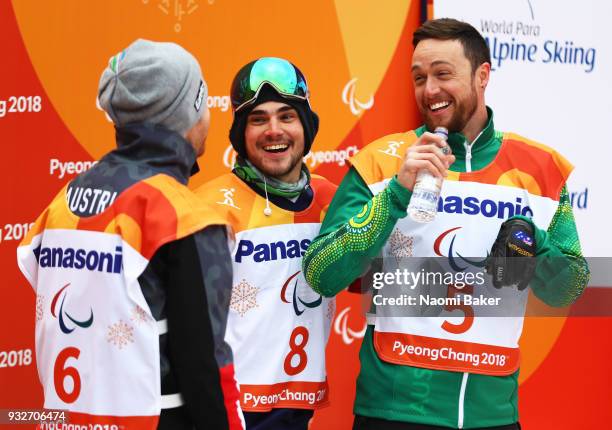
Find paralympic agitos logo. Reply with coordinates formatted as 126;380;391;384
280;271;322;316
434;227;488;272
50;283;94;334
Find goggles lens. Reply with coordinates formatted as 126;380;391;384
230;57;309;112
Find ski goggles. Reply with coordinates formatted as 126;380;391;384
230;57;310;112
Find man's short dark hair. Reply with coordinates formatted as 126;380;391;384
412;18;491;73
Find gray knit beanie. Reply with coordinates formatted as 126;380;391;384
97;39;207;135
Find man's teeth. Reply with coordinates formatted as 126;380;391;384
263;144;289;152
430;101;450;111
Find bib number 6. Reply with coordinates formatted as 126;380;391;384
54;347;81;403
284;326;309;376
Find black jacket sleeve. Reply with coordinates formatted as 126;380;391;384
163;225;236;429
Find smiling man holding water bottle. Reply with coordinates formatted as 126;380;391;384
303;18;588;430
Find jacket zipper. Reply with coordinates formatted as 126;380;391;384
464;141;472;172
464;128;487;172
458;128;487;426
458;372;469;428
458;128;487;427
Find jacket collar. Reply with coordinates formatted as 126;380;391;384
106;122;198;185
417;106;496;159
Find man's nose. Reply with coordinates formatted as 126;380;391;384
424;78;441;98
264;118;283;138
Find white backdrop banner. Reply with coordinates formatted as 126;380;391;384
434;0;611;257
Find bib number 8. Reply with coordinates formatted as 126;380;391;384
284;326;309;376
54;347;81;403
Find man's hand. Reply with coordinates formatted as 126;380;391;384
486;218;537;290
397;132;455;191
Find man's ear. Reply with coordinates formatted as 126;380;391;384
476;62;491;89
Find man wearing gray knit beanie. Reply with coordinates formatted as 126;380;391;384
19;39;243;430
97;38;210;155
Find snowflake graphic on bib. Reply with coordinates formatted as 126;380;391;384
231;279;259;317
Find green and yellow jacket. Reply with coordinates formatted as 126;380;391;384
303;109;588;428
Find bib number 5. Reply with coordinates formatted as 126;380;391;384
284;326;309;376
441;284;474;334
54;347;81;403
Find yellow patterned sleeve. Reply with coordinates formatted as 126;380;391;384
530;185;589;306
303;171;411;297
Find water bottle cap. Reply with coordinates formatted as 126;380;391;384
434;126;449;155
434;126;449;137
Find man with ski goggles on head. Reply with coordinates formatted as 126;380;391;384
196;57;337;430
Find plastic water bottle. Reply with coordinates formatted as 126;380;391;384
407;127;449;223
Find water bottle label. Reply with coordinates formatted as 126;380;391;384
412;190;438;204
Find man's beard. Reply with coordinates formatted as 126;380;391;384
262;156;302;181
424;85;478;134
253;145;303;182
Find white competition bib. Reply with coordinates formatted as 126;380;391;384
227;223;333;411
18;229;160;425
371;180;558;375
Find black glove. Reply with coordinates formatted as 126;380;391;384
486;218;537;290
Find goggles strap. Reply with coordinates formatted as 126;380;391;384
235;81;308;113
